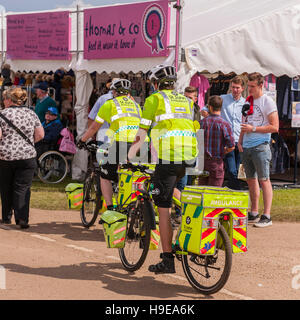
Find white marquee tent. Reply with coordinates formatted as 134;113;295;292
2;0;300;176
176;0;300;91
2;0;300;75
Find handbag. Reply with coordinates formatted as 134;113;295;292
0;111;35;148
59;128;77;154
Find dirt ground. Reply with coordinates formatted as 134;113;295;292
0;208;299;301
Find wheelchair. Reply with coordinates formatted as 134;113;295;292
36;139;72;184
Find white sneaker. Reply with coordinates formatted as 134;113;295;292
254;215;272;228
247;212;260;223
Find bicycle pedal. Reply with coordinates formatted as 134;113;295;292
175;250;187;255
172;243;183;254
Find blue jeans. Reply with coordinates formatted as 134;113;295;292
224;144;241;190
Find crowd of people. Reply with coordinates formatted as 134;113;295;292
0;62;278;267
77;65;279;274
0;64;75;127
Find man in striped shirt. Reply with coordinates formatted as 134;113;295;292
199;95;235;187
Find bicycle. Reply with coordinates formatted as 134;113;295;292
79;142;181;229
37;149;71;184
80;145;234;295
117;162;233;295
80;143;104;228
76;141;154;270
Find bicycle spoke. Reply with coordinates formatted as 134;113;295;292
118;202;151;271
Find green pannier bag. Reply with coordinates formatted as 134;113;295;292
149;215;160;250
141;215;160;250
100;210;127;248
65;183;84;209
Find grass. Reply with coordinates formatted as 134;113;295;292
30;177;81;211
2;178;300;221
264;189;300;222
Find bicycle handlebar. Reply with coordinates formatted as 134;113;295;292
120;162;154;175
84;142;109;156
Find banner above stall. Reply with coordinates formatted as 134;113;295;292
83;0;170;60
6;11;70;60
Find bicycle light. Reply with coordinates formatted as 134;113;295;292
233;217;247;227
132;181;144;192
202;218;218;229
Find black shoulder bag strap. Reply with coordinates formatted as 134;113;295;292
0;112;35;148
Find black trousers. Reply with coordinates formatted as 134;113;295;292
0;158;36;223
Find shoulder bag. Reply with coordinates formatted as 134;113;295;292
0;111;35;148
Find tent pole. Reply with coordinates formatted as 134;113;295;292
72;4;80;135
174;0;182;72
76;5;79;62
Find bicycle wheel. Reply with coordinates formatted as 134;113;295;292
119;201;151;272
181;225;232;295
80;171;102;228
38;151;68;184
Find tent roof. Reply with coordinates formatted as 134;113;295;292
2;1;170;74
181;0;300;76
3;0;300;76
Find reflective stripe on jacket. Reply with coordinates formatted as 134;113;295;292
106;96;142;143
149;90;198;162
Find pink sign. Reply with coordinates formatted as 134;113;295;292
84;0;170;60
7;11;70;60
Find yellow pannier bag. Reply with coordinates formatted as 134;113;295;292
178;186;249;255
117;164;155;207
140;214;160;250
149;215;160;250
100;210;127;248
65;183;84;210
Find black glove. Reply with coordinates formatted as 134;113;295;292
86;140;97;146
76;139;87;150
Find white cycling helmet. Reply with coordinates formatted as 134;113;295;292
110;78;131;94
147;65;177;83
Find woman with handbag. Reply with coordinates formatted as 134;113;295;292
0;87;44;229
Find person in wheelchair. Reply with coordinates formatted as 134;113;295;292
36;106;64;158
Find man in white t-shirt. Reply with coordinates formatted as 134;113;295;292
238;72;279;228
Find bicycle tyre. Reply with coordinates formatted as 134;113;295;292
37;151;68;184
119;201;151;272
80;171;102;228
181;224;232;295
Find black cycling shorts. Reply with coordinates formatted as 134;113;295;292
99;141;150;182
99;142;131;182
152;163;186;208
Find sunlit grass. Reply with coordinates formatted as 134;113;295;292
2;179;300;221
264;189;300;222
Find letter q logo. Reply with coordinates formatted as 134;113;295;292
292;265;300;290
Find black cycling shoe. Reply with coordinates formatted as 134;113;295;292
148;253;175;274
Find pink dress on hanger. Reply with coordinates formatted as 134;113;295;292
189;73;210;108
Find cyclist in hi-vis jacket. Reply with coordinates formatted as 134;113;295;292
128;65;199;274
78;79;145;211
